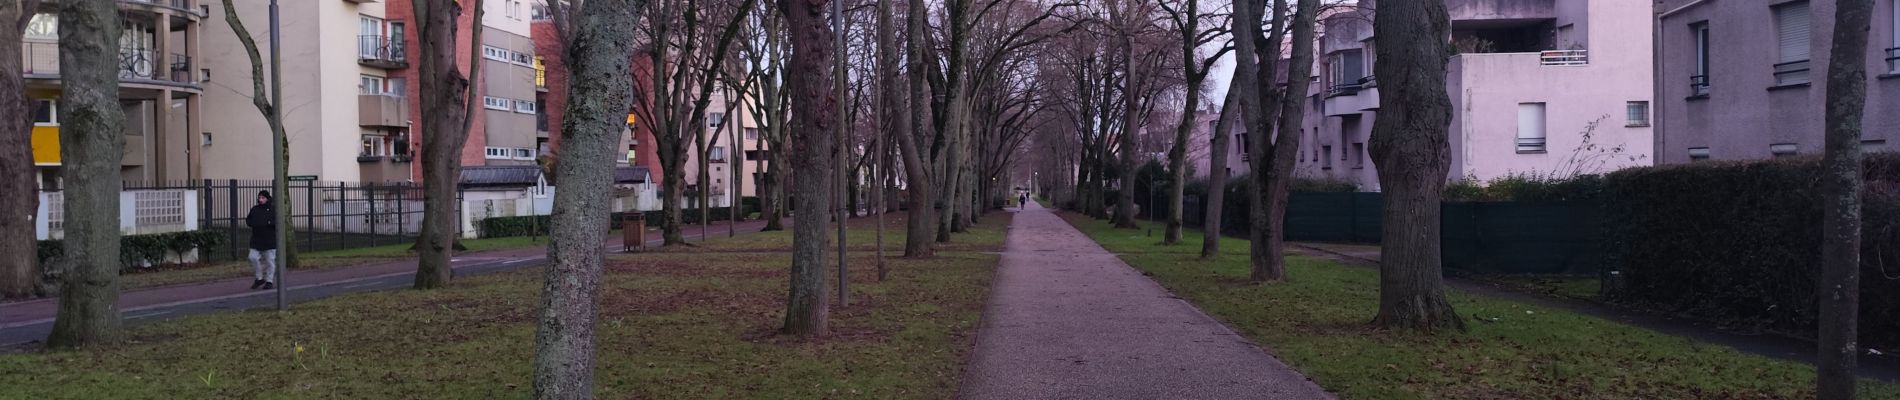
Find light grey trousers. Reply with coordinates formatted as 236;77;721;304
248;249;278;282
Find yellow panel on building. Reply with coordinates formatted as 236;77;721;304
31;126;59;166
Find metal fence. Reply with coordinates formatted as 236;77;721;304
96;180;457;263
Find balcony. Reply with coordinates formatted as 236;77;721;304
1323;75;1379;117
358;35;408;69
1538;49;1587;66
359;94;408;127
1446;0;1554;23
21;42;201;92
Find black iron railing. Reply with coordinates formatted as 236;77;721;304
1689;74;1710;96
1886;48;1899;74
358;35;408;67
1772;59;1811;86
1516;137;1547;153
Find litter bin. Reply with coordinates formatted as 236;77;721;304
622;213;646;253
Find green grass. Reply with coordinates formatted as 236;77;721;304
0;214;1006;399
1060;212;1900;400
114;234;573;291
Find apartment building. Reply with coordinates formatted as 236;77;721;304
1255;0;1656;190
197;0;410;183
1654;0;1899;163
683;89;769;208
530;11;656;182
24;0;206;185
386;0;542;180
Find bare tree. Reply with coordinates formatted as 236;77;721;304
1254;0;1318;282
46;0;126;348
632;0;754;245
0;0;42;299
1367;0;1463;333
1199;87;1237;259
413;0;487;289
532;0;646;396
1157;0;1229;243
1817;0;1873;397
778;0;839;337
875;0;900;273
895;0;937;256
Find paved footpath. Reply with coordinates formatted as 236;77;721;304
958;202;1333;399
0;219;780;348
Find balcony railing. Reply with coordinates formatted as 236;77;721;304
1327;80;1364;97
1516;137;1547;153
1538;49;1588;66
1358;74;1377;88
1887;48;1899;74
358;35;408;68
1773;60;1811;86
22;42;198;87
1689;74;1710;96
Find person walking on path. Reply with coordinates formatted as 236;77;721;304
958;201;1332;399
245;190;278;290
1019;193;1029;210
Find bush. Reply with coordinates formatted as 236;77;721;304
1600;153;1900;348
1445;173;1602;202
478;206;761;239
1288;177;1359;193
37;230;225;272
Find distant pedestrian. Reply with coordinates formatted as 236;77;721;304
245;190;278;290
1020;193;1030;210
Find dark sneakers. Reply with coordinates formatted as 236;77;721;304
251;279;265;289
261;282;274;290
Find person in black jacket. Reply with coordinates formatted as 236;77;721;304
245;190;278;290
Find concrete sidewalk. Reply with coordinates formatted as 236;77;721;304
957;202;1332;399
0;218;780;348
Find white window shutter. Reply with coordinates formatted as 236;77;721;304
1775;3;1810;63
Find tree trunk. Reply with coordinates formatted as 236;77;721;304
1258;0;1319;282
898;0;934;257
1817;0;1872;397
1199;88;1237;259
0;0;42;299
1367;0;1464;333
47;0;125;348
1111;36;1140;229
413;0;479;289
1236;0;1287;282
779;0;837;337
531;0;642;397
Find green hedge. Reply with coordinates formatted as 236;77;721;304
1601;153;1900;348
37;230;225;271
1445;173;1603;202
479;206;760;239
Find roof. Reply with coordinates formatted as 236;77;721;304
459;165;650;188
460;166;542;188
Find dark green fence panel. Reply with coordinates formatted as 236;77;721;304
1440;201;1601;275
1284;192;1382;243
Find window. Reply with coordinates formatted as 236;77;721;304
1626;101;1650;127
483;46;509;62
505;0;520;19
513;52;533;65
628;144;639;163
387;77;406;97
484;96;511;110
360;75;385;95
485;147;511;159
1517;103;1548;153
1890;0;1900;73
1237;133;1250;162
708;112;725;127
745;150;771;161
515;99;537;114
744;128;760;141
1863;139;1887;152
1688;147;1711;161
25;14;56;40
360;133;389;157
32;100;55;125
359;16;385;59
1321;145;1333;169
710;146;727;163
1773;2;1812;86
514;148;536;160
1691;22;1710;96
1771;143;1799;157
1352;143;1366;169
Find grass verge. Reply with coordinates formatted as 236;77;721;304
114;234;575;291
0;214;1004;399
1060;212;1898;400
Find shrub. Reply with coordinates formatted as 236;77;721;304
1600;153;1900;348
37;230;225;272
1445;173;1602;202
1288;177;1358;193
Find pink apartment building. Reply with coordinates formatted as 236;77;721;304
1199;0;1657;191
